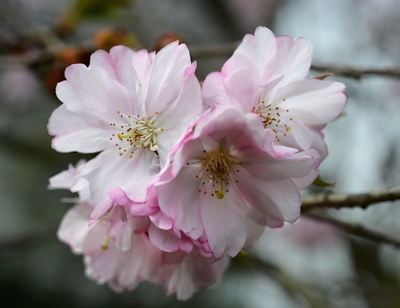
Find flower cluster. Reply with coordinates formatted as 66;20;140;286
48;27;346;300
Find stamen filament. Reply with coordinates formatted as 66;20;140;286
101;234;110;250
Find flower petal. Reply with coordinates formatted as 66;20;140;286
48;105;112;153
156;63;203;167
56;64;133;122
276;36;313;85
236;170;301;227
156;166;204;239
145;42;192;115
57;203;106;254
229;26;278;82
200;191;247;258
80;148;157;206
277;79;347;126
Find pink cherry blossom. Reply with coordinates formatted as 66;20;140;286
48;26;348;300
152;106;320;259
58;200;229;300
57;202;164;290
48;160;91;201
162;250;230;300
202;26;347;158
48;42;203;206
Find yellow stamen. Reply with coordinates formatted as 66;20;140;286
101;234;110;250
216;177;225;199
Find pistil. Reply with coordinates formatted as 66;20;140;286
109;111;163;157
194;148;241;199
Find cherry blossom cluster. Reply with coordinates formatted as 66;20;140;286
48;27;346;300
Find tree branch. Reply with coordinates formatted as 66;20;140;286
0;40;94;70
1;40;399;79
190;43;400;79
301;187;400;211
310;64;400;79
305;214;400;249
189;42;238;58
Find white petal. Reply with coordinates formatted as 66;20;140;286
145;42;192;116
200;192;247;258
80;148;157;205
277;79;347;126
276;36;313;85
56;64;133;123
48;104;113;153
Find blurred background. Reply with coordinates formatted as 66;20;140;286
0;0;399;307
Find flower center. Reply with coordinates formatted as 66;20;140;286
191;148;241;199
109;111;163;157
253;98;293;142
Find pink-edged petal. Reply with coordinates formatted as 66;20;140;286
157;138;205;185
271;145;298;158
48;160;85;189
49;169;73;189
108;46;141;114
109;211;150;251
166;262;196;300
156;166;204;239
89;49;116;75
89;199;113;224
56;64;133;123
256;73;285;107
80;147;157;205
107;188;133;206
165;253;230;300
276;36;313;85
194;107;265;150
150;210;174;230
236;170;301;227
131;49;155;111
281;119;314;150
57;203;106;254
129;203;159;216
200;191;247;258
292;167;319;191
155;64;203;167
145;42;192;115
202;71;230;107
224;67;255;112
309;127;329;159
237;147;319;181
149;223;189;253
277;79;347;126
85;233;163;289
48;104;113;153
229;26;278;82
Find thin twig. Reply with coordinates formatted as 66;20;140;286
189;42;400;79
0;40;94;69
1;40;400;79
311;64;400;79
301;187;400;211
189;42;238;58
305;214;400;249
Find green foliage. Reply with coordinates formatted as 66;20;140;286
59;0;133;33
312;175;335;187
69;0;132;19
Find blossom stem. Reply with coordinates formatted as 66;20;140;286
301;187;400;211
